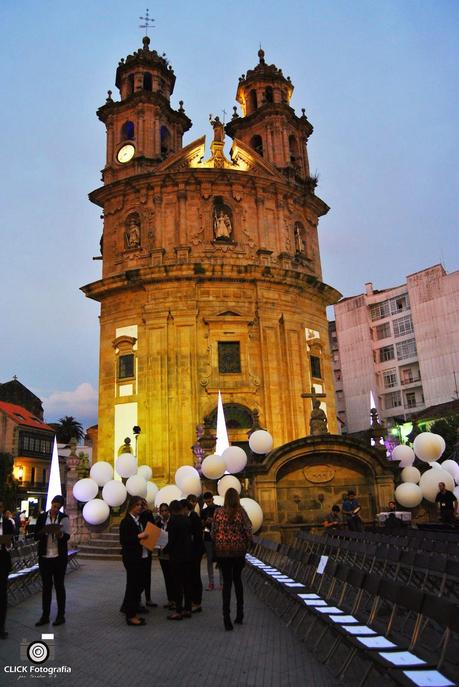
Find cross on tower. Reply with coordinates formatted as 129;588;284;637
139;9;154;35
301;386;326;404
222;108;227;124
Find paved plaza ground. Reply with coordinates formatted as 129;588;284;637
1;559;341;687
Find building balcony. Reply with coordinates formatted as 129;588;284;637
400;377;422;386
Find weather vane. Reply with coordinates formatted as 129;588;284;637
139;8;154;35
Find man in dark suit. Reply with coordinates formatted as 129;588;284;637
167;500;194;620
34;495;71;627
0;501;15;639
120;496;149;626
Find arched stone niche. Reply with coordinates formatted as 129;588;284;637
248;435;397;542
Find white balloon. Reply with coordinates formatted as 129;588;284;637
249;430;273;455
454;486;459;500
102;480;127;507
240;497;264;532
430;462;441;469
222;446;247;474
436;434;446;455
137;465;153;481
126;475;148;497
413;432;445;463
213;495;224;506
201;454;226;480
83;498;110;525
73;478;99;503
180;475;202;497
175;466;200;490
154;484;182;507
391;444;415;467
146;482;159;505
116;453;137;478
395;483;423;508
90;461;114;487
217;475;242;496
440;460;459;482
401;466;421;484
419;467;455;503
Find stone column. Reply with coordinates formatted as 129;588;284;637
65;439;82;544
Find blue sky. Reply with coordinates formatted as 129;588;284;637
0;0;458;428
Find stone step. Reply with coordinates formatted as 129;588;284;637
78;544;120;555
91;533;119;541
81;540;120;549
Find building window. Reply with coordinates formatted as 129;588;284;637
119;354;135;379
375;322;391;340
389;293;410;315
218;342;241;374
250;134;263;157
405;392;417;409
310;355;322;379
383;368;398;389
393;314;413;338
396;338;417;361
384;391;402;410
264;86;274;103
370;300;390;321
128;73;135;95
121;121;135;140
143;72;152;91
249;89;257;111
42;468;47;483
31;467;35;484
379;345;395;362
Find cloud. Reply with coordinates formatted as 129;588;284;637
43;383;98;427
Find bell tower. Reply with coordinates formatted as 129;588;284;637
225;48;313;181
97;36;192;186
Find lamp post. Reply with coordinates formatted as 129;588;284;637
133;426;141;458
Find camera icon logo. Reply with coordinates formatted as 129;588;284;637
20;634;55;663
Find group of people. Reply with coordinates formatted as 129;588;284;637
120;487;252;631
323;482;458;531
0;495;70;639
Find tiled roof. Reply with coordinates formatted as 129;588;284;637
0;402;54;432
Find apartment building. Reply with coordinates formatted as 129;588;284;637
333;264;459;433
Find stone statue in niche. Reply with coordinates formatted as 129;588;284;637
125;213;141;249
294;222;305;254
213;204;233;241
310;399;329;435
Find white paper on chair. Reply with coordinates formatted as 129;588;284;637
342;625;377;635
304;599;328;606
378;651;426;666
402;670;455;687
285;583;304;587
315;606;343;614
316;555;329;574
357;636;397;649
329;615;358;624
298;593;321;599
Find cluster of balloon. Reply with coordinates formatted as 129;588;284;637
73;454;159;526
393;432;459;508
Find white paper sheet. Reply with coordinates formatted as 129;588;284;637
358;636;397;649
342;626;377;635
402;671;455;687
378;652;426;666
316;555;329;574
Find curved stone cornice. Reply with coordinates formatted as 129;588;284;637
246;434;399;478
80;261;341;305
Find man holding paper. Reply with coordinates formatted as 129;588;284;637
34;495;71;627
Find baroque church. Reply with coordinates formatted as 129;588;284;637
82;37;395;534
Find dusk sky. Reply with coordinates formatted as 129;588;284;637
1;1;458;429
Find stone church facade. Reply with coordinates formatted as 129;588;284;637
82;37;343;483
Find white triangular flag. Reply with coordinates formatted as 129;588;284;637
216;390;230;456
45;437;63;511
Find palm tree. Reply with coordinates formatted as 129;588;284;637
55;416;85;444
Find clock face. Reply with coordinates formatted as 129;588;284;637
117;144;135;164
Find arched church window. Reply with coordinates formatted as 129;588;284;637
121;121;135;141
206;403;254;430
249;89;257;112
265;86;274;103
160;126;171;159
250;134;263;157
143;72;152;91
127;74;135;95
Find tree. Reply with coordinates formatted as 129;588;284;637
55;416;85;443
0;452;17;509
430;416;459;460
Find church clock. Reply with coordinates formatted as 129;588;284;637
117;143;135;164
